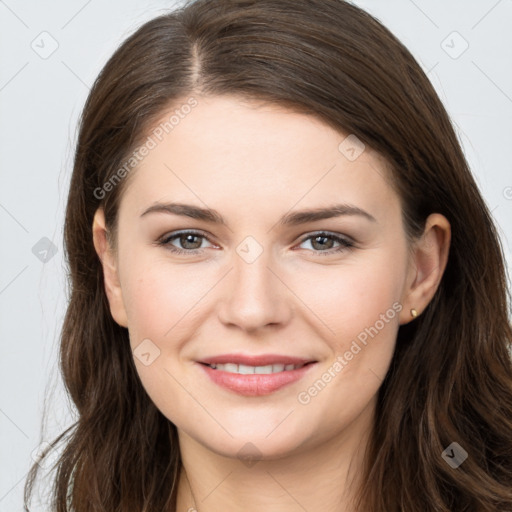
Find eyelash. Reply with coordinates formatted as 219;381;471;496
156;230;355;257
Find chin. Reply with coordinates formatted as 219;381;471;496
206;436;307;462
182;418;315;462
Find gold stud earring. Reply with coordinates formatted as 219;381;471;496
410;308;418;318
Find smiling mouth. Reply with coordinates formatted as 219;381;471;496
197;360;318;396
201;362;313;374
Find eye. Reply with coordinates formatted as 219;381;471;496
296;231;354;256
156;230;354;257
156;230;214;255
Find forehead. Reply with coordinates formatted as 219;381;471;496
118;94;399;222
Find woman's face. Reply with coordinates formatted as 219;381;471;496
98;94;418;459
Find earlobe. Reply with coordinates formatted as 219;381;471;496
92;208;129;328
399;213;451;325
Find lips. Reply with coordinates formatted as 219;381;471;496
196;353;318;396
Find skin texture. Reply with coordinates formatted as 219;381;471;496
92;94;451;511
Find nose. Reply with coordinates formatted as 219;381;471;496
217;244;292;333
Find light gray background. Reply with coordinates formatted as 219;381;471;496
1;0;511;509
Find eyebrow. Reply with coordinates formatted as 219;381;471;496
140;202;377;226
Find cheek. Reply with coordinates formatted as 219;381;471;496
293;260;404;434
119;255;208;427
121;251;212;344
291;247;407;347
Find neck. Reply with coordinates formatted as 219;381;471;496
175;398;375;512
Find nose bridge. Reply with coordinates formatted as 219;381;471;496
218;235;289;330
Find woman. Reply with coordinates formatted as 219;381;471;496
24;0;512;510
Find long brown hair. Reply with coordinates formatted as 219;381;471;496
24;0;512;510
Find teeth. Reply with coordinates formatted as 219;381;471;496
254;365;273;374
239;364;257;374
210;363;304;374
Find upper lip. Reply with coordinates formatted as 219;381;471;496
198;354;317;366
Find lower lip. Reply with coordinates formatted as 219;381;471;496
197;362;317;396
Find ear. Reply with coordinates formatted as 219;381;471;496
399;213;451;325
92;208;128;328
